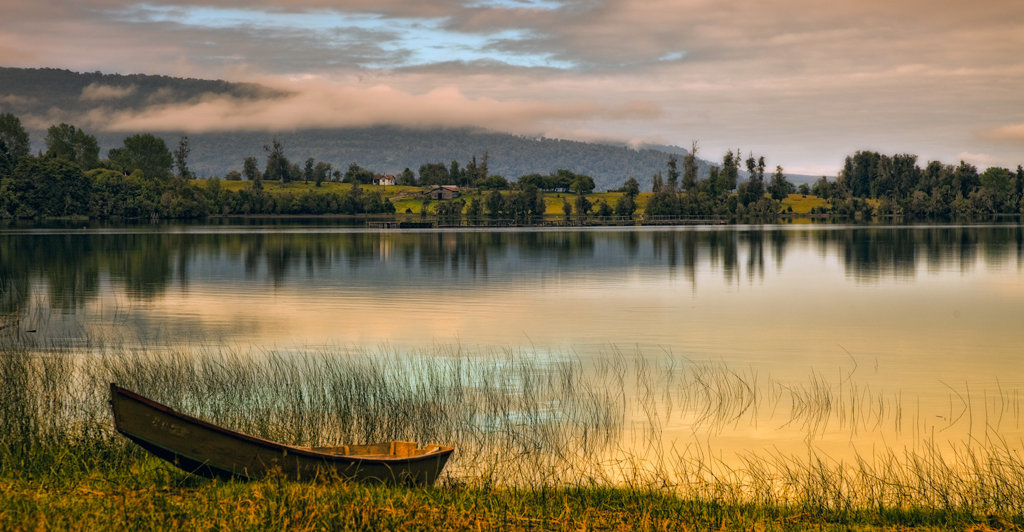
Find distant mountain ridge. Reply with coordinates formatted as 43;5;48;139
0;66;817;189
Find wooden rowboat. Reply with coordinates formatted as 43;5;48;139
109;383;454;485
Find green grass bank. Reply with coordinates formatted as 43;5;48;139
1;339;1021;530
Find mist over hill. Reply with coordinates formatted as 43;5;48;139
1;67;817;189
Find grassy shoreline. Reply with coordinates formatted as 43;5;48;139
1;464;1009;531
2;341;1022;530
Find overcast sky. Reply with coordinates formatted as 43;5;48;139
2;0;1022;174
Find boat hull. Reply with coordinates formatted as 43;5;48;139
109;384;453;485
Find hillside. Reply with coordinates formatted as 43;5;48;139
0;67;816;189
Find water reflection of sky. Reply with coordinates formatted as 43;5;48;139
5;224;1024;468
5;226;1023;365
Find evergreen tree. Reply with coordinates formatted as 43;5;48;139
666;155;679;192
721;149;740;192
767;165;795;200
174;136;192;179
682;141;699;193
449;160;461;185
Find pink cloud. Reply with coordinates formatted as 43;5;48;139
89;77;658;134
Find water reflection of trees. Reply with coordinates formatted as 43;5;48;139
825;226;1023;281
1;226;1022;314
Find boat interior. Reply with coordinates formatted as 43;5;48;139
305;440;443;458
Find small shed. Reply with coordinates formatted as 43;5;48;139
428;185;461;200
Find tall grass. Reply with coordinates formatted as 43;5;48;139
2;338;1023;520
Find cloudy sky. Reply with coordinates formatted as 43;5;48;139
2;0;1022;174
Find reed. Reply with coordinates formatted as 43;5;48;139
1;338;1022;528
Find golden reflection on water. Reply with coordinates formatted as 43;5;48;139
5;224;1024;468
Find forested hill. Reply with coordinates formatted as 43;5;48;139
113;128;711;193
0;67;278;114
2;66;791;190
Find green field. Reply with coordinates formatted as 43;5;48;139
199;181;832;218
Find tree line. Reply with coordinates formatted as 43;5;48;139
3;110;1024;222
0;114;396;219
641;143;797;220
808;152;1024;220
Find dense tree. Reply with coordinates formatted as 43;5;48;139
1017;166;1024;198
107;133;174;180
979;166;1012;211
475;175;509;190
479;151;489;182
569;172;596;195
573;191;591;221
449;160;462;185
811;176;840;199
767;165;795;200
0;140;12;178
418;162;449;186
614;194;636;218
313;161;332;187
399;168;416;186
435;198;465;225
953;161;979;198
87;168;158;218
242;156;262;193
343;163;374;184
682;141;699;193
517;173;545;190
45;123;100;170
666;155;679;192
262;139;290;184
0;113;30;164
721;150;740;192
739;154;765;206
840;151;880;198
619;177;640;198
0;157;91;218
504;184;544;223
465;157;477;185
466;196;483;222
242;156;260;181
303;157;315;184
485;190;503;218
551;169;579;192
517;169;593;193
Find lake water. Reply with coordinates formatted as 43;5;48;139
3;223;1023;471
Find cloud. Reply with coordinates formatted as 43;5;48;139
0;93;36;106
81;83;137;101
980;123;1024;143
2;0;1023;172
85;77;658;134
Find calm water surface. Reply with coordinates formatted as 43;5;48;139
3;223;1023;461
